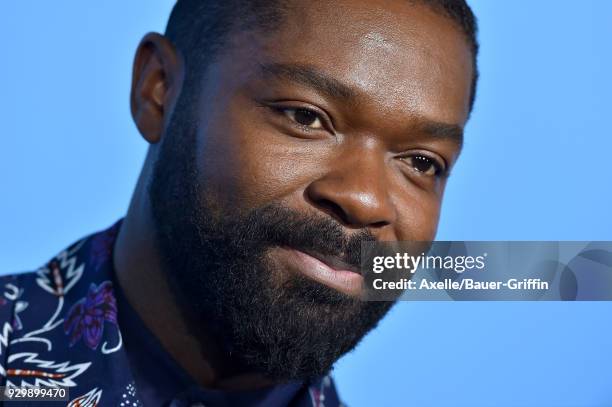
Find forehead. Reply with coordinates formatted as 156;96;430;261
222;0;474;125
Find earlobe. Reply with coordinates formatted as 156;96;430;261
130;32;183;144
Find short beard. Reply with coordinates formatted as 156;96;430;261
148;97;394;381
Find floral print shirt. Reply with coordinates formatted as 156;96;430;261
0;221;343;407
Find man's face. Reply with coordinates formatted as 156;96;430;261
149;0;473;380
196;0;471;252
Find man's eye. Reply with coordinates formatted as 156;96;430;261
282;108;324;129
403;155;444;176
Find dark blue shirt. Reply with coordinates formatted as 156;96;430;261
0;221;342;406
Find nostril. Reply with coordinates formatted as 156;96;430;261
315;198;350;225
369;220;390;228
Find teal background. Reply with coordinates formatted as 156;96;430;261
1;1;611;406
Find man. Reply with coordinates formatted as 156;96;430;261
0;0;477;405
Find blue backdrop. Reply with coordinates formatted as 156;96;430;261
1;1;611;406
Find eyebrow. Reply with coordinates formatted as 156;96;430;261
258;62;358;102
412;120;464;148
258;62;464;147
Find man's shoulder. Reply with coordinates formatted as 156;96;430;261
0;223;121;322
0;268;55;294
0;268;49;321
0;222;148;405
0;269;36;288
0;233;94;334
0;271;31;329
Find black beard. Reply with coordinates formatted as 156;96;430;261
148;97;394;381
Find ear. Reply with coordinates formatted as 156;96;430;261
130;32;184;144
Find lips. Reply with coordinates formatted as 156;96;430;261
299;249;362;276
272;246;364;297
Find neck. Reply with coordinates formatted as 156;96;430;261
112;157;274;390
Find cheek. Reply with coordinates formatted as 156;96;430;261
393;189;442;241
195;103;333;208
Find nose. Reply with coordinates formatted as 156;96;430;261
304;150;397;229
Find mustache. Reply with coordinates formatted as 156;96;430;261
228;203;377;270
